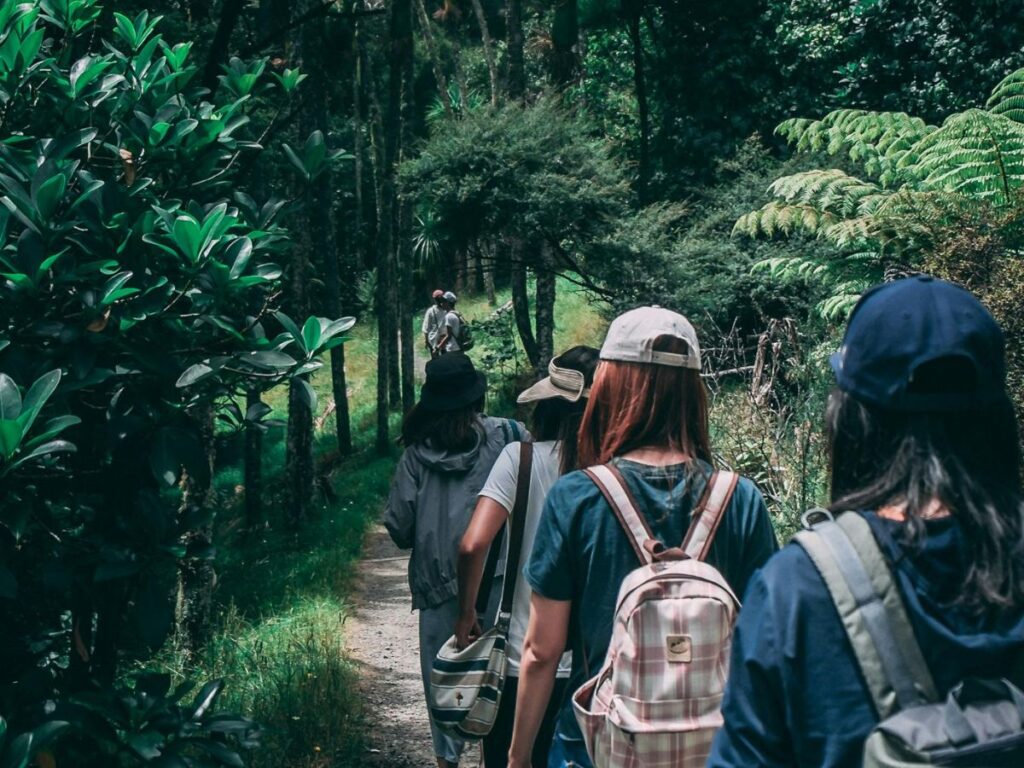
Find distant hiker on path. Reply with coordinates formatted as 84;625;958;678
384;353;530;768
437;291;465;354
455;346;600;768
423;288;446;358
709;276;1024;768
508;307;778;768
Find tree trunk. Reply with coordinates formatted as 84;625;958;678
414;0;455;119
178;404;217;653
244;389;263;528
505;0;525;101
377;0;413;450
399;12;417;414
483;242;497;305
203;0;247;91
535;246;557;373
550;0;579;87
285;218;314;527
324;201;353;455
448;30;471;113
626;5;650;199
510;248;540;367
455;248;467;292
472;248;483;293
352;5;368;270
469;0;499;106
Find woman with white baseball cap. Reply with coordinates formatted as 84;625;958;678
507;307;778;768
454;346;600;768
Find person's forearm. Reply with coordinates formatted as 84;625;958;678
456;545;487;619
508;646;560;764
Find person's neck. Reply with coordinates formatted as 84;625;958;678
877;498;951;522
618;446;691;466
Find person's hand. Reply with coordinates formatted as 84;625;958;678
507;755;530;768
454;610;481;650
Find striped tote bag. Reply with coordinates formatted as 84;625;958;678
429;442;533;739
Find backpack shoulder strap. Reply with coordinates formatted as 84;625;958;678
682;470;739;561
795;512;938;719
504;418;521;443
584;463;654;565
497;442;533;621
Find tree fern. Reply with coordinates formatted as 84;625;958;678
741;66;1024;320
901;109;1024;204
987;69;1024;123
777;109;934;186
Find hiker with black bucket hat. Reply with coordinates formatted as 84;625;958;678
385;353;531;768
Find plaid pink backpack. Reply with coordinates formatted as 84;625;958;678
571;463;741;768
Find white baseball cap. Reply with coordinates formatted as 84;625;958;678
600;306;701;370
443;291;457;303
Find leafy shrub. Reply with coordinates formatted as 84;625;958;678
0;1;348;760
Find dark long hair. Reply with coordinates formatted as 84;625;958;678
529;346;600;474
828;388;1024;613
577;335;712;467
400;398;485;450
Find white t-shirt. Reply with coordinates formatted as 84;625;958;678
478;440;572;677
443;310;461;352
421;305;445;349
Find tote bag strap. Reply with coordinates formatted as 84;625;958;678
496;442;533;624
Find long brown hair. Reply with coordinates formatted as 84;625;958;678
528;346;600;474
577;335;712;467
829;386;1024;613
400;398;484;450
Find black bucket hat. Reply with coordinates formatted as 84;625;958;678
419;353;487;411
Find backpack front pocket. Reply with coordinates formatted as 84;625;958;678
606;694;724;768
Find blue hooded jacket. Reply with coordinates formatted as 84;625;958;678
709;511;1024;768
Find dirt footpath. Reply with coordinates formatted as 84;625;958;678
346;525;481;767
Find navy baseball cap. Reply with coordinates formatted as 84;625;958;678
831;275;1007;411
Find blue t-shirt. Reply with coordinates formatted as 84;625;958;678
526;458;779;739
708;512;1024;768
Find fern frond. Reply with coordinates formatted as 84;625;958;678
819;284;866;320
733;201;837;239
987;68;1024;123
776;110;935;185
767;169;886;216
902;109;1024;205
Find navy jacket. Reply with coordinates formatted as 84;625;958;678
709;512;1024;768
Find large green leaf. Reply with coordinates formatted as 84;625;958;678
0;420;21;461
171;215;202;262
17;369;60;436
33;173;66;220
8;440;76;471
0;374;21;420
301;316;321;355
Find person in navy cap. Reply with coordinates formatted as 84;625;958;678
709;276;1024;768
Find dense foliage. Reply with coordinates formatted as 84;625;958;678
736;69;1024;403
0;2;348;763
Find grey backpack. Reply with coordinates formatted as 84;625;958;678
796;511;1024;767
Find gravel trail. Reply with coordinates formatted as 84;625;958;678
345;527;482;767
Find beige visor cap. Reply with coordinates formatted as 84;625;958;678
517;359;590;404
600;306;702;369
